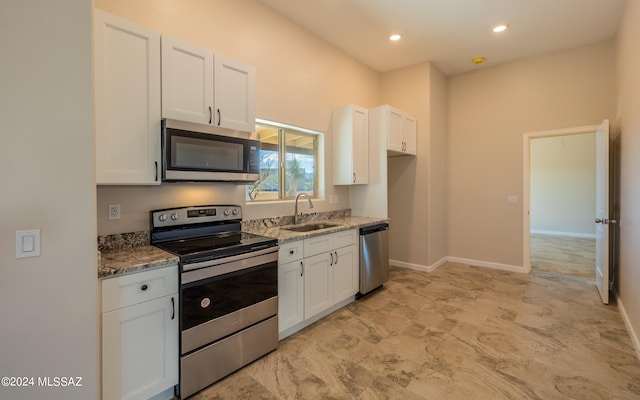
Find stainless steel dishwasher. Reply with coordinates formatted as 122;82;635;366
356;222;389;298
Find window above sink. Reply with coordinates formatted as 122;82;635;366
247;119;322;202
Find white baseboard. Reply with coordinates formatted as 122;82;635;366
615;289;640;360
390;257;447;272
391;256;526;274
446;257;528;273
530;229;596;239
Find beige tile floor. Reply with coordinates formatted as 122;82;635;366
530;234;597;281
191;263;640;399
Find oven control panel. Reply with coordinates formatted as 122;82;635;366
151;205;242;228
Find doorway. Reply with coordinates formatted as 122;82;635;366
523;124;600;281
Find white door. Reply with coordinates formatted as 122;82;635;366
595;119;610;304
213;54;256;132
304;252;333;318
278;259;305;333
332;245;358;303
161;35;214;124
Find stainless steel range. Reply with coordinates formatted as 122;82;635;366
150;205;279;399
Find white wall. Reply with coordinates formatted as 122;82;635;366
530;133;596;237
0;1;98;399
615;0;640;356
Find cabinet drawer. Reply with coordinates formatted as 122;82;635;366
279;240;303;263
332;229;357;248
304;233;334;258
102;265;178;312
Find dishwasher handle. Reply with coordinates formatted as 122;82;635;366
359;223;389;235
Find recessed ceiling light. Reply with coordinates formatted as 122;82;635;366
389;34;402;41
492;24;509;33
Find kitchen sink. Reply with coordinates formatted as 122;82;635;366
282;222;339;232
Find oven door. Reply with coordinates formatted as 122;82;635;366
162;119;260;182
180;248;278;354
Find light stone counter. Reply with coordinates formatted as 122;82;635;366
97;210;387;279
98;245;179;279
243;215;389;244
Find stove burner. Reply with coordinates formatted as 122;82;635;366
150;205;277;268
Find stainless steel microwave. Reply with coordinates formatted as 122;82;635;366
161;119;260;183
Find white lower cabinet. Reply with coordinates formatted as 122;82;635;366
304;252;333;318
102;265;179;400
278;230;358;339
278;258;305;332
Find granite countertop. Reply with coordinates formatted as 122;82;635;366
98;245;179;279
243;216;389;243
97;210;387;279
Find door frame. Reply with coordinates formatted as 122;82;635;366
522;124;600;271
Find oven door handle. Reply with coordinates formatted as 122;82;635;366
182;247;279;284
182;246;278;272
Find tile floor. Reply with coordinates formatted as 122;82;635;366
191;263;640;399
530;234;597;281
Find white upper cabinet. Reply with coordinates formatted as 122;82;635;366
161;35;256;132
333;104;369;185
94;10;161;185
161;35;214;125
214;54;257;132
371;105;417;156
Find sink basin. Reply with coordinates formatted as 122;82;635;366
282;222;339;232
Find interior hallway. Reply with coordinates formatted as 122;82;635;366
193;263;639;400
530;233;597;281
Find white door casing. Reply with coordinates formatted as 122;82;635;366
523;121;609;304
595;119;610;304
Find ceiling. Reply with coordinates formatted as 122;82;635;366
259;0;627;75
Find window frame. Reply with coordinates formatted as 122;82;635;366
247;119;321;202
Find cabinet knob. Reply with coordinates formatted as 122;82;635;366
289;249;294;255
141;284;148;291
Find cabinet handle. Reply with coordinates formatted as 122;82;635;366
171;297;175;320
352;173;356;184
300;261;304;277
154;161;158;182
330;252;334;266
334;251;338;264
217;109;221;126
209;106;213;124
141;284;148;291
289;249;295;255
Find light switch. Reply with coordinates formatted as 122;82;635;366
22;235;34;252
16;229;40;259
507;195;518;205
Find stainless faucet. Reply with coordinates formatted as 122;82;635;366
294;193;313;225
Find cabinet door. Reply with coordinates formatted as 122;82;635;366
333;104;369;185
102;295;178;400
304;252;333;318
402;114;417;155
352;106;369;184
94;10;161;185
213;54;256;132
386;107;404;154
161;35;214;125
278;260;305;333
332;245;359;303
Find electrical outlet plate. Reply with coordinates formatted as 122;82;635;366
108;204;121;220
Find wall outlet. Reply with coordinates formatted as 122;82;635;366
108;204;121;220
507;195;518;205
